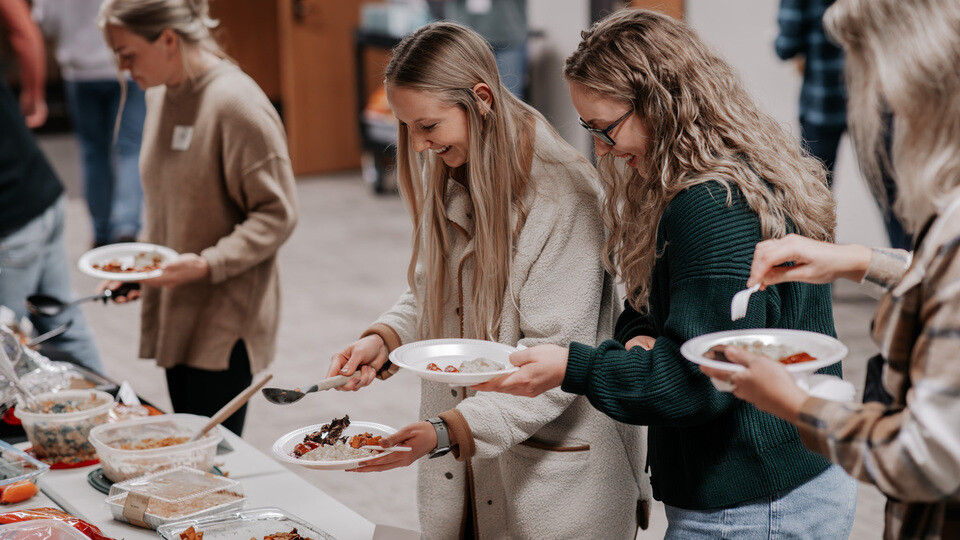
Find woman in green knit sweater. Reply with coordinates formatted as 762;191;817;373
477;9;858;538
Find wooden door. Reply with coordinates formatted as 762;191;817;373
277;0;365;175
630;0;683;19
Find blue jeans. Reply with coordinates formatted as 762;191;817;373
0;196;103;373
664;465;858;539
64;79;145;244
493;43;528;100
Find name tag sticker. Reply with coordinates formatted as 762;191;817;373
171;125;194;151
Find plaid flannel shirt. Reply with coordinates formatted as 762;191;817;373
797;194;960;539
775;0;847;128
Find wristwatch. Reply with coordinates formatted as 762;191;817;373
427;417;452;459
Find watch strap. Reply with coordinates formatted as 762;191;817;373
427;417;451;458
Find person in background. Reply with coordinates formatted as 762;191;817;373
0;0;103;373
701;0;960;537
476;9;857;538
327;22;650;540
33;0;146;248
98;0;298;436
776;0;910;250
435;0;528;98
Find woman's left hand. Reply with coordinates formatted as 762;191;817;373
139;254;210;288
471;344;568;397
348;421;436;472
699;346;809;423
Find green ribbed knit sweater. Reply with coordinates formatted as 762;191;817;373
563;181;839;510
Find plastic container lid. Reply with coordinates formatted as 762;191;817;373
157;508;336;540
106;466;245;529
0;519;91;540
89;413;222;482
0;438;50;488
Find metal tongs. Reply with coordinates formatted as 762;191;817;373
0;336;38;409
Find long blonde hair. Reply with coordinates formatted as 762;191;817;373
564;9;835;311
386;22;539;340
825;0;960;233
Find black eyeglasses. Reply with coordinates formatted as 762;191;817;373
579;108;633;146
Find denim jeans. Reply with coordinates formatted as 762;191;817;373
0;196;104;373
64;79;145;244
664;465;858;539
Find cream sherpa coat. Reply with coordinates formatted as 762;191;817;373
365;120;652;539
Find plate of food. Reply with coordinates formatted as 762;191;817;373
272;415;399;471
680;329;847;374
389;338;519;386
78;242;178;281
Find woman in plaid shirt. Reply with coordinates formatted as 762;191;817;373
701;0;960;538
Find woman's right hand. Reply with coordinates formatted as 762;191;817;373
327;334;389;391
748;234;874;290
97;280;142;303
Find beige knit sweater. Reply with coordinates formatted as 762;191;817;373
365;120;651;539
138;61;298;372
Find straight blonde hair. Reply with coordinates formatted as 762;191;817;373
386;22;543;340
825;0;960;233
564;9;836;311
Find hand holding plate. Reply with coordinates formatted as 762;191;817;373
471;344;567;397
699;346;808;423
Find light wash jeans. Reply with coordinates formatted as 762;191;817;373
664;465;858;539
64;79;145;244
0;196;104;373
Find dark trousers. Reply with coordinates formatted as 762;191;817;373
800;121;912;250
165;340;252;436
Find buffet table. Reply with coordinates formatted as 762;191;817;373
9;430;381;540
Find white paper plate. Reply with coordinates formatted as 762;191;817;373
78;242;179;281
680;329;847;374
272;421;397;471
389;338;519;386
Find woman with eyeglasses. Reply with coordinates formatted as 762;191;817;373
475;9;857;538
324;22;650;539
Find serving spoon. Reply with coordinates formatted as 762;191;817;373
26;283;139;317
261;374;354;405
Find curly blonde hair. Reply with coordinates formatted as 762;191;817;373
564;9;835;310
826;0;960;233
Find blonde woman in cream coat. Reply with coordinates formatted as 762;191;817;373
326;23;651;539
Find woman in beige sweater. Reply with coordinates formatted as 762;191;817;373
97;0;298;435
326;23;650;539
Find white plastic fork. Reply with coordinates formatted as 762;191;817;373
730;283;761;321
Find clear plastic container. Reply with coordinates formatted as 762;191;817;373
157;508;336;540
89;413;221;482
0;519;91;540
106;466;245;529
14;389;113;463
0;438;50;489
